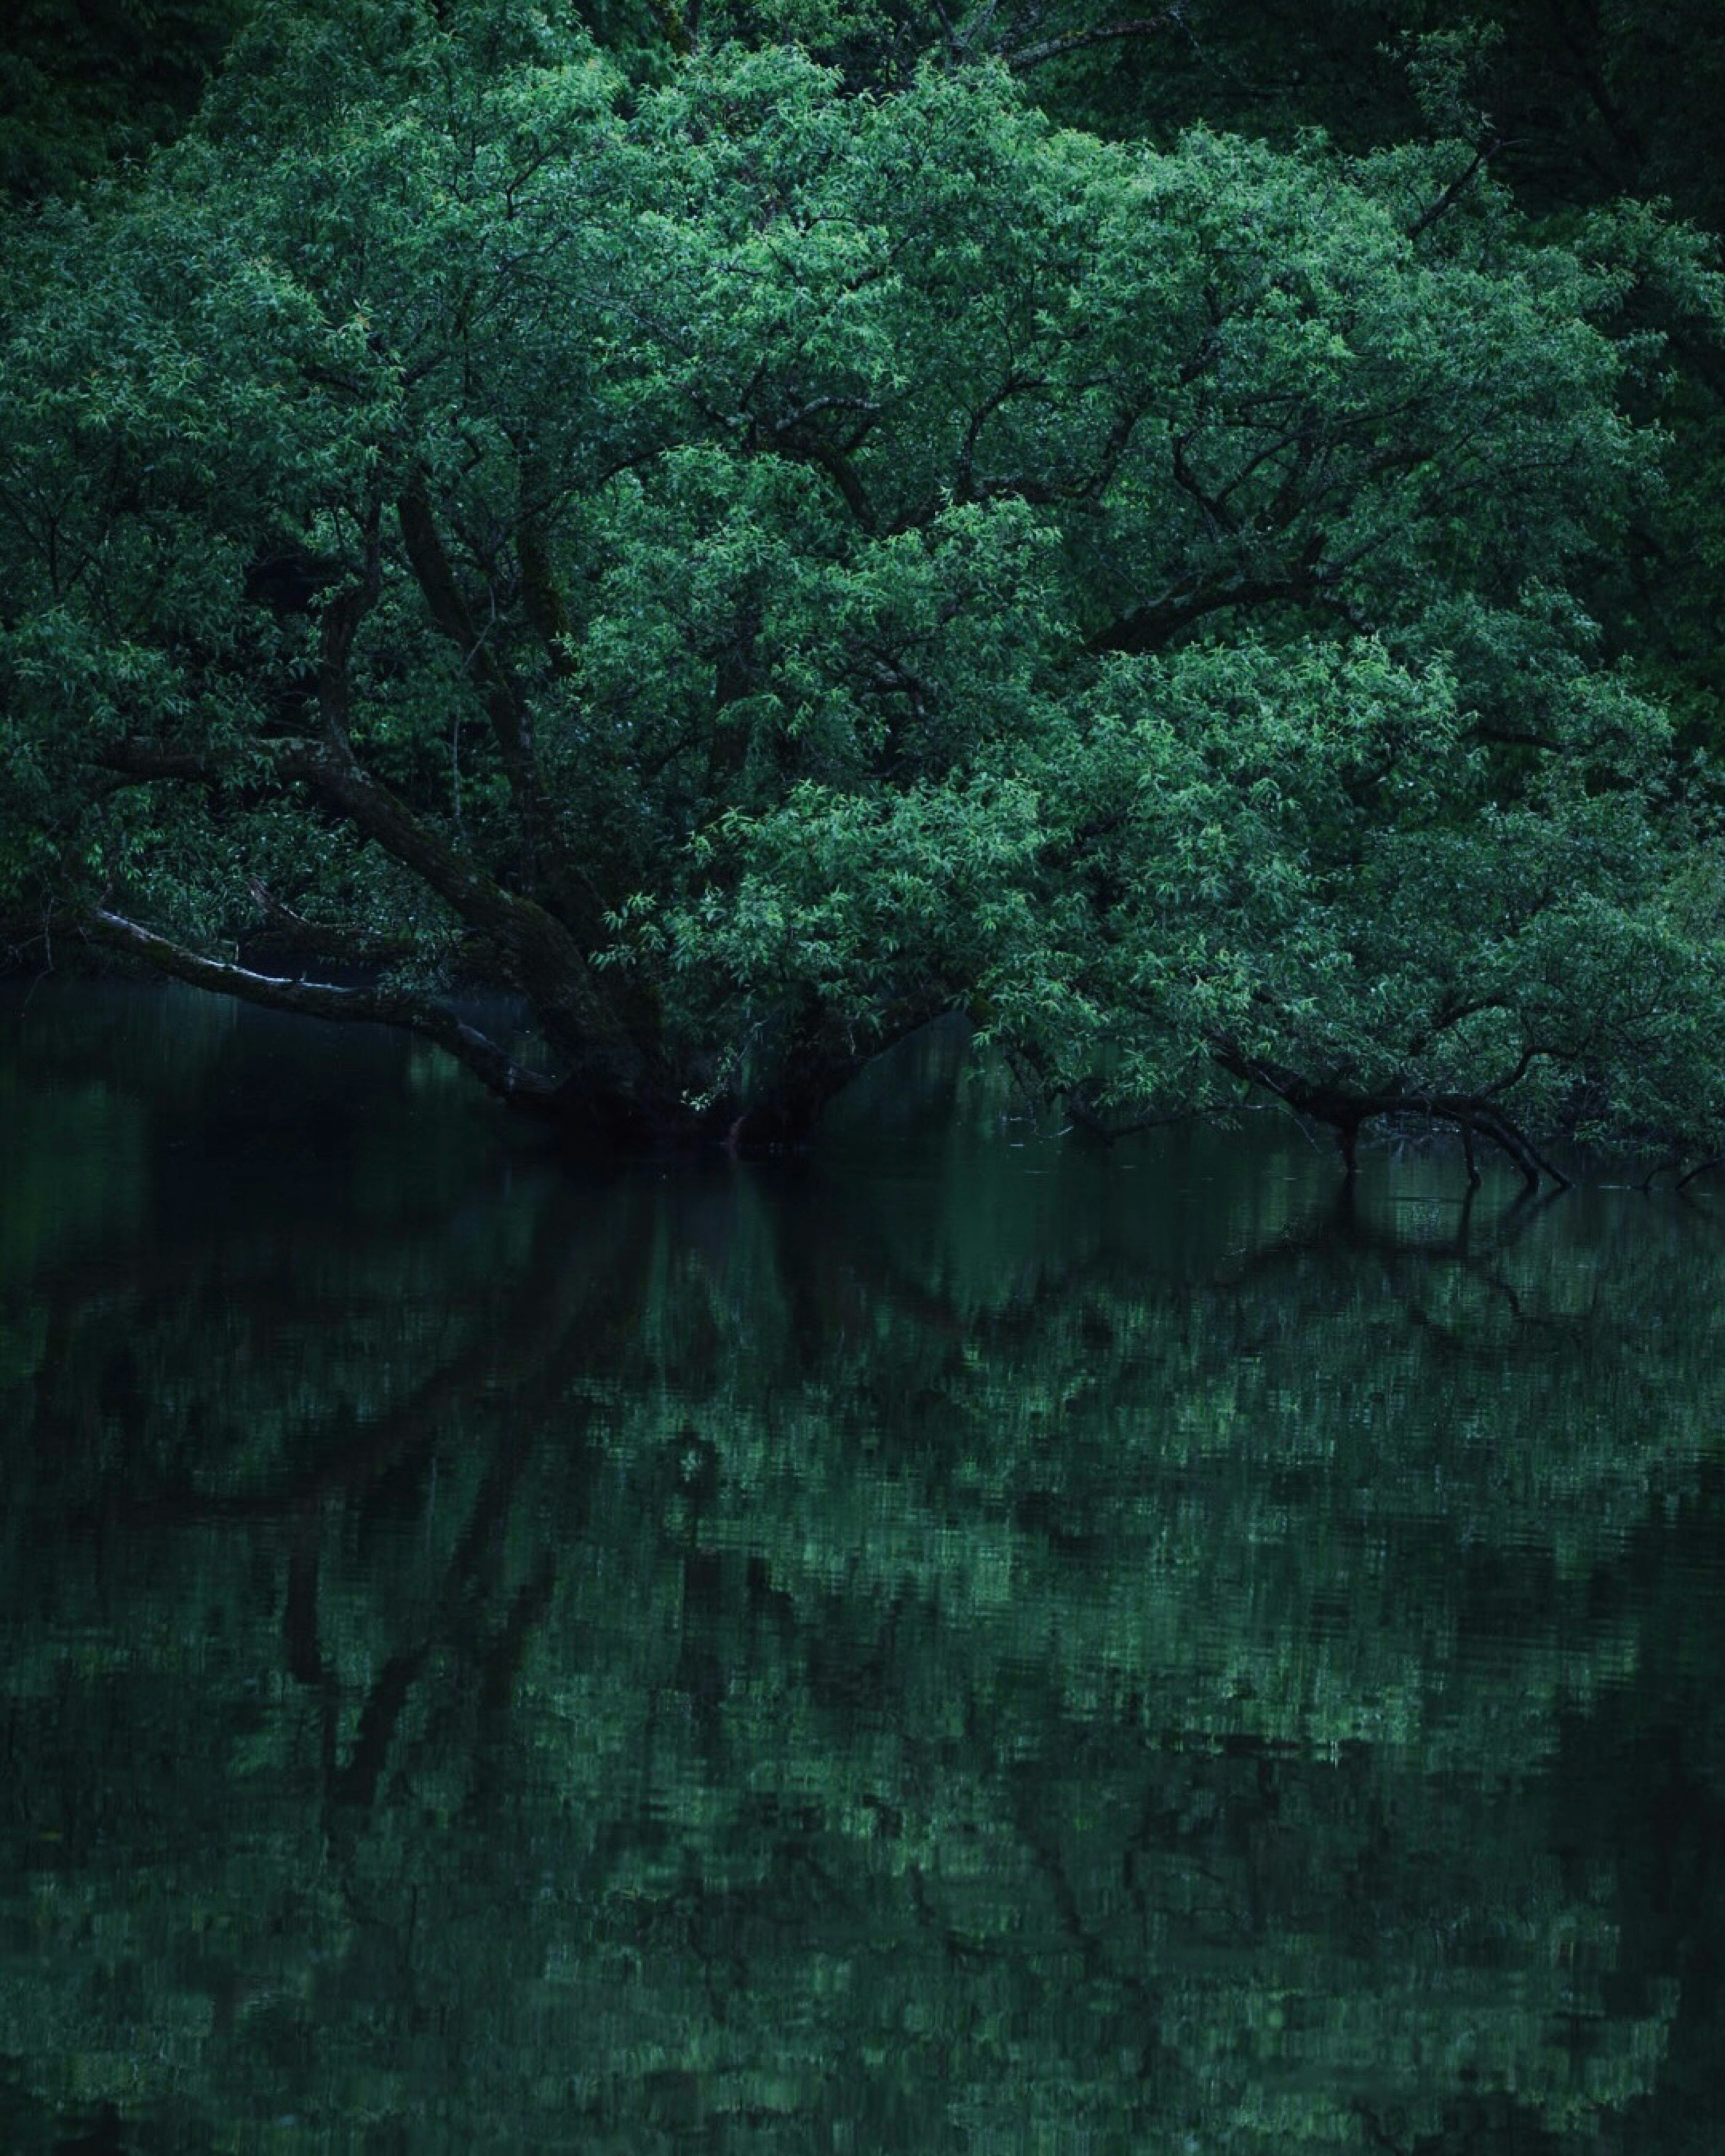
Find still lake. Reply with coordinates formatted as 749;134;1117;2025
3;983;1724;2153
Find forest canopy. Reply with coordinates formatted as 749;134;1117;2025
3;0;1724;1171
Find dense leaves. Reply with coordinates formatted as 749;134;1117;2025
2;5;1723;1166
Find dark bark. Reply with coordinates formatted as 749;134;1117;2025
1008;11;1184;71
80;892;949;1156
93;735;617;1058
396;470;608;942
1407;137;1515;241
84;726;960;1153
83;909;564;1109
1062;1088;1198;1143
1088;564;1329;656
720;1065;858;1156
1213;1046;1574;1192
515;506;577;681
396;474;535;801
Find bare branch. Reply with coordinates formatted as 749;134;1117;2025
1212;1045;1574;1189
1405;995;1514;1058
1483;1041;1555;1096
1407;137;1523;241
1009;10;1181;72
89;732;637;1079
92;738;213;785
83;909;561;1108
1065;1087;1201;1142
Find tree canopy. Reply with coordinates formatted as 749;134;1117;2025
3;0;1724;1170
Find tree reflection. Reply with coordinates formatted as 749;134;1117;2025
2;1007;1724;2149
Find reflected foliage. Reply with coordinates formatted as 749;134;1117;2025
4;995;1725;2148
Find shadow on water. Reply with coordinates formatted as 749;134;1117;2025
4;985;1725;2150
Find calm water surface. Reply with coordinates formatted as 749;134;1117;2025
3;985;1725;2152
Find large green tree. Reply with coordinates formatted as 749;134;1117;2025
3;5;1723;1167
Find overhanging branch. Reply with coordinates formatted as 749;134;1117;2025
83;910;562;1108
1213;1045;1574;1189
1008;10;1183;71
91;732;645;1082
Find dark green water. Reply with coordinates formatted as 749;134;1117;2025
4;985;1725;2153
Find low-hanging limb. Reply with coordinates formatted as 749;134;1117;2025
1464;1101;1572;1192
242;879;471;977
87;732;943;1149
94;730;658;1096
1062;1086;1202;1143
1639;1152;1684;1193
83;909;562;1109
1001;1032;1206;1144
1213;1047;1574;1191
720;985;959;1153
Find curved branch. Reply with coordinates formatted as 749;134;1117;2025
93;732;659;1094
1676;1153;1724;1193
83;909;562;1108
243;879;449;975
1088;567;1320;656
797;438;879;533
1469;1104;1572;1190
1008;9;1182;71
270;744;597;1018
1212;1046;1574;1189
1063;1087;1201;1143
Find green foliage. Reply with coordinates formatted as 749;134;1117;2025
1;19;1721;1159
